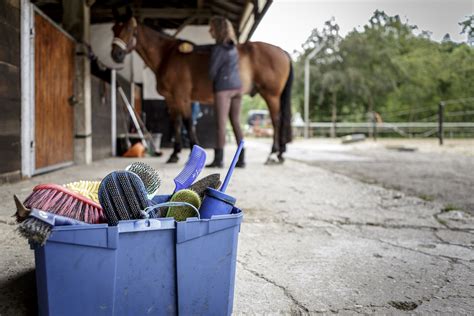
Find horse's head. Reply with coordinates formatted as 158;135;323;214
111;7;137;63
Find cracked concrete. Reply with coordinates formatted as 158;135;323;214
0;138;473;314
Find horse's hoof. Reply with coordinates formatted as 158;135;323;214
166;155;179;163
264;153;281;165
277;154;285;163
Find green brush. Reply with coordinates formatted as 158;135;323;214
166;189;201;221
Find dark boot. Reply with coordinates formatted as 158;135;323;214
236;148;245;168
206;148;224;168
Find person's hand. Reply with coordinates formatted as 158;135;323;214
178;42;194;53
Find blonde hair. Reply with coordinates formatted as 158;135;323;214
210;16;237;44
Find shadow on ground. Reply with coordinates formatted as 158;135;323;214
0;269;37;316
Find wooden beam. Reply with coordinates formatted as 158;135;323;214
173;15;198;37
31;0;60;4
252;0;258;16
197;0;205;24
90;8;212;20
246;0;272;41
212;0;243;14
210;6;239;21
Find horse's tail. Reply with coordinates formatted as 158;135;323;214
279;57;293;153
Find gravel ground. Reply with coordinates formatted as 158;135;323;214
285;138;474;215
0;138;473;315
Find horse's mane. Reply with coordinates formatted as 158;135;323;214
140;22;195;46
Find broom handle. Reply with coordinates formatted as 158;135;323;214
118;86;147;148
220;140;244;193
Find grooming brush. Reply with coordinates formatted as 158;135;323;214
18;209;88;245
166;189;201;221
125;162;161;198
220;140;244;192
189;174;221;199
64;180;101;203
18;184;105;224
173;145;207;192
98;171;152;226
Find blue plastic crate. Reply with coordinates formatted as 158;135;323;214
175;208;243;316
31;208;243;315
32;218;176;316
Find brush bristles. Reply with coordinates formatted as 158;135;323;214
64;181;100;203
22;187;105;224
126;162;161;197
167;189;201;221
189;174;221;199
175;150;204;183
173;146;206;191
17;217;52;245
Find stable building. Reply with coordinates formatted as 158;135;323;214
0;0;272;182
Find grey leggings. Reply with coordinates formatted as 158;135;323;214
214;89;243;148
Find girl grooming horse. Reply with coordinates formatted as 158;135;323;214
110;8;293;164
190;16;245;168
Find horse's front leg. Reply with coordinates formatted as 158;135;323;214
183;116;199;150
167;112;182;163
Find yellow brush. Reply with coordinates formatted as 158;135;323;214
64;180;101;204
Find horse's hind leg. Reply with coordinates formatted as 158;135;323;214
261;93;282;164
228;93;245;167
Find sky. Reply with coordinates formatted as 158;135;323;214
252;0;473;55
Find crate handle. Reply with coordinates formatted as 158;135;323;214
141;202;200;220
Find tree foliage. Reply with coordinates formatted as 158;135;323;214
291;11;474;123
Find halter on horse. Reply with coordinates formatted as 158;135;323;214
111;10;293;164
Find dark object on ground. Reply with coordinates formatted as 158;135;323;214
386;145;418;152
0;269;37;316
388;301;419;311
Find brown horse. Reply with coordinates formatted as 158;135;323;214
111;14;293;164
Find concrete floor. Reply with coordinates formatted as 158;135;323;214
0;139;473;314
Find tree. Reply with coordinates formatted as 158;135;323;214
459;15;474;38
291;10;474;132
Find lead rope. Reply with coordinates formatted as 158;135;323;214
140;202;201;220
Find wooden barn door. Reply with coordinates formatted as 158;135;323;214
34;12;75;172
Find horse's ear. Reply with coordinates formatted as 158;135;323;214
125;6;133;20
